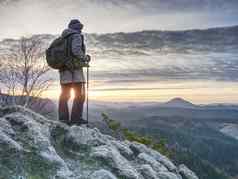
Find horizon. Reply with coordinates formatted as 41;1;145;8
2;90;238;105
43;80;238;105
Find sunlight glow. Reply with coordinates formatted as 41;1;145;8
70;89;75;100
44;80;238;104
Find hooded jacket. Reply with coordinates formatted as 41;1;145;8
59;28;86;84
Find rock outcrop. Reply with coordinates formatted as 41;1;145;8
0;106;199;179
220;123;238;141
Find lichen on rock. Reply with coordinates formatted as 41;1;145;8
0;105;199;179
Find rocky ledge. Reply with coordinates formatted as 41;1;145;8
0;106;199;179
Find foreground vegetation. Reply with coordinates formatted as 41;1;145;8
101;113;235;179
101;113;172;157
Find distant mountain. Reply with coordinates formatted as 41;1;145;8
162;98;196;108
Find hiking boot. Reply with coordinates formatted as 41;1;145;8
59;120;71;126
79;119;88;125
70;118;88;126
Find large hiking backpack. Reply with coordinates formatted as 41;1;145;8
46;34;75;70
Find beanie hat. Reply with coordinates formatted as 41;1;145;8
68;19;84;31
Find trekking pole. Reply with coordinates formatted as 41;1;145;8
86;64;89;126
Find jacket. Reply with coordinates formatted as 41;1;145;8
59;28;86;84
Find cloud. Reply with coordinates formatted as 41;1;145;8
89;52;238;84
0;0;237;39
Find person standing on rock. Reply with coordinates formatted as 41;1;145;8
58;19;91;125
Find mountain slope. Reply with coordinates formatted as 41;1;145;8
87;100;238;179
163;98;196;108
0;105;198;179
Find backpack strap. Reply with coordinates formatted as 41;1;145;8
64;33;85;59
66;33;75;59
81;34;86;54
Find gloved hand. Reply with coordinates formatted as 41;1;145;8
72;55;91;69
84;55;91;63
73;58;89;68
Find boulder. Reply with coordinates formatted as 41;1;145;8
89;169;117;179
0;105;199;179
111;140;134;158
139;164;158;179
65;125;109;147
158;171;180;179
137;153;168;172
130;142;177;172
91;145;140;179
179;164;199;179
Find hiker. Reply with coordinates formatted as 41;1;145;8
58;19;90;125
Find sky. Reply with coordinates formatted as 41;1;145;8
0;0;238;39
0;0;238;104
42;51;238;104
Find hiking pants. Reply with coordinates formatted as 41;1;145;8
58;82;85;122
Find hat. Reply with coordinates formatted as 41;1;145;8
68;19;84;31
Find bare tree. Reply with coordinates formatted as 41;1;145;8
0;36;53;112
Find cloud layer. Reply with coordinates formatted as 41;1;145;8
0;0;238;39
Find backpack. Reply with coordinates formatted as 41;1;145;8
46;33;75;70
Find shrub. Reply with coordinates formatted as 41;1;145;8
101;113;172;157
